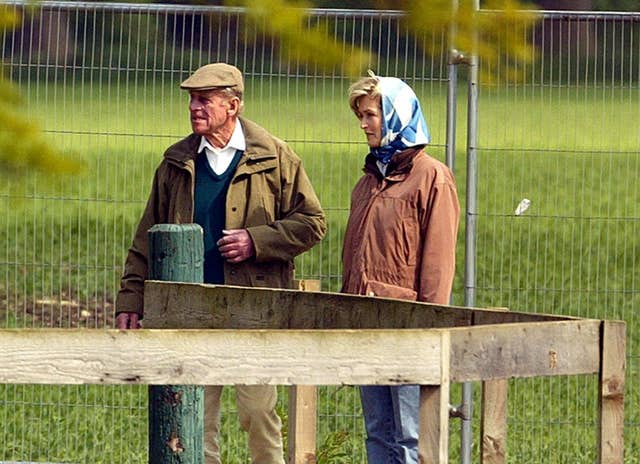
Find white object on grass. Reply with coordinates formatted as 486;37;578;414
514;198;531;216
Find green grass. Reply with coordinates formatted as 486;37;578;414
1;78;639;462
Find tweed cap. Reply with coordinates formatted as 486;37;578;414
180;63;244;93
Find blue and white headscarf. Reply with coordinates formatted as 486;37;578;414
369;73;430;164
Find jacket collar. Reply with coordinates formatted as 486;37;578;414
239;117;279;163
164;133;200;165
363;146;424;181
163;116;278;167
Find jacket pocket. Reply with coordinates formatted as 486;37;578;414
248;261;294;289
365;280;417;301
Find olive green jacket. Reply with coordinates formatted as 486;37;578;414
116;117;326;317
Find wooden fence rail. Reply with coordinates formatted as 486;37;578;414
0;282;626;464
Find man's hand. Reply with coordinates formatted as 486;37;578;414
217;229;255;263
116;312;141;329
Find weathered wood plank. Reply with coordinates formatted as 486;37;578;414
289;280;320;464
479;304;509;464
288;386;317;464
419;332;450;464
143;281;471;329
597;320;626;464
0;329;443;386
143;281;571;331
481;379;508;464
294;279;322;292
472;307;571;325
449;320;602;382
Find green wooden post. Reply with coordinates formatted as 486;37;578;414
148;224;205;464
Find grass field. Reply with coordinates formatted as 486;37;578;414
0;78;639;462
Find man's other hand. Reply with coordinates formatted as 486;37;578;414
116;312;141;329
217;229;255;263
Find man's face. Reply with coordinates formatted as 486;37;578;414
355;94;383;148
188;89;237;137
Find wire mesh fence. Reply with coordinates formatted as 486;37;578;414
473;10;639;464
0;1;638;463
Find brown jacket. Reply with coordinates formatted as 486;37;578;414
341;148;459;305
116;117;326;316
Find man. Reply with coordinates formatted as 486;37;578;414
115;62;326;464
342;72;459;463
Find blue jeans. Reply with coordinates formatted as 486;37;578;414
359;385;419;464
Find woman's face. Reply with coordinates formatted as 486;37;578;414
355;94;382;148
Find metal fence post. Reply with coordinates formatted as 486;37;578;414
148;223;205;464
461;1;480;462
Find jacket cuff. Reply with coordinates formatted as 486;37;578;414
115;291;144;318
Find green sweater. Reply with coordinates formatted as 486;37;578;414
193;150;242;284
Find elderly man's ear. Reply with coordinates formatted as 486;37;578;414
228;98;240;116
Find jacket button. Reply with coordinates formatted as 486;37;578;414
230;270;236;275
368;291;375;296
231;207;237;212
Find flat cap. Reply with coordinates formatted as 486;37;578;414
180;63;244;93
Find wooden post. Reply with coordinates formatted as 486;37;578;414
288;385;317;464
288;279;320;464
419;332;450;464
597;320;626;464
148;224;205;464
480;307;509;464
480;379;508;464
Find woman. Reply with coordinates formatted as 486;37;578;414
342;72;460;463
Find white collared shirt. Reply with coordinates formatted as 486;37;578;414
197;121;246;175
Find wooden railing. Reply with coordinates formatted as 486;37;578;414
0;282;625;463
0;224;626;463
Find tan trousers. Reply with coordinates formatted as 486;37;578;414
204;385;285;464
